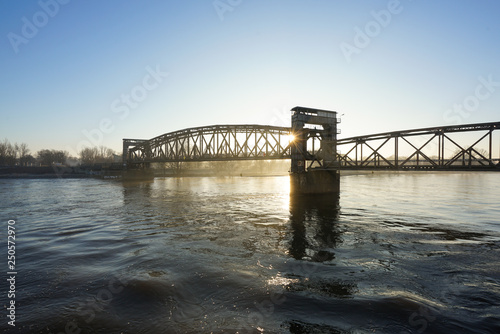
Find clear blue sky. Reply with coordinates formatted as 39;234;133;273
1;0;500;156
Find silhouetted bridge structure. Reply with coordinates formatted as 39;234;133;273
124;121;500;171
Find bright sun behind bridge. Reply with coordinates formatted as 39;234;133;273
285;134;295;144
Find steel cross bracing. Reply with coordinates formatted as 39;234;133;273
336;121;500;170
127;125;293;164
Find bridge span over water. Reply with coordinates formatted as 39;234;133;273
123;121;500;171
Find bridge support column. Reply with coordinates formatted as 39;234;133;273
290;169;340;195
121;168;154;181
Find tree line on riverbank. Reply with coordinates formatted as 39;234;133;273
0;139;119;167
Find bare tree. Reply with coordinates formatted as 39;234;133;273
18;143;31;166
0;139;8;165
65;155;80;167
79;147;98;165
452;146;489;160
79;146;117;165
22;154;36;166
99;145;116;162
37;149;68;166
0;139;17;166
36;149;51;166
163;161;189;175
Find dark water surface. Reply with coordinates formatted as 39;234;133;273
1;172;499;333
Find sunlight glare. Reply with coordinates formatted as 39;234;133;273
285;134;295;144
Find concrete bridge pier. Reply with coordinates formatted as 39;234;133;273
290;169;340;194
121;167;154;181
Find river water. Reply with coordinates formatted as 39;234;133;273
1;172;499;333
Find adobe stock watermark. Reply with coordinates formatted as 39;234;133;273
404;305;436;334
53;276;127;334
236;246;337;333
236;290;286;333
69;65;168;156
443;75;499;124
340;0;415;64
213;0;242;21
267;105;291;127
7;0;70;54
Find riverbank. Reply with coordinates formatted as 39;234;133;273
0;166;92;179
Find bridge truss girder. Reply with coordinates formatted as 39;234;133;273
124;121;500;171
127;125;293;165
336;121;500;170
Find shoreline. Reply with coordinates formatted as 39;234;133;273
1;169;497;180
0;173;94;179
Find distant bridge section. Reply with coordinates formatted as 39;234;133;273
125;124;293;165
336;121;500;170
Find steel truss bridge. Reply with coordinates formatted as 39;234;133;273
124;121;500;171
124;125;293;164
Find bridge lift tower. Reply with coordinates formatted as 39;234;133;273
290;106;340;194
